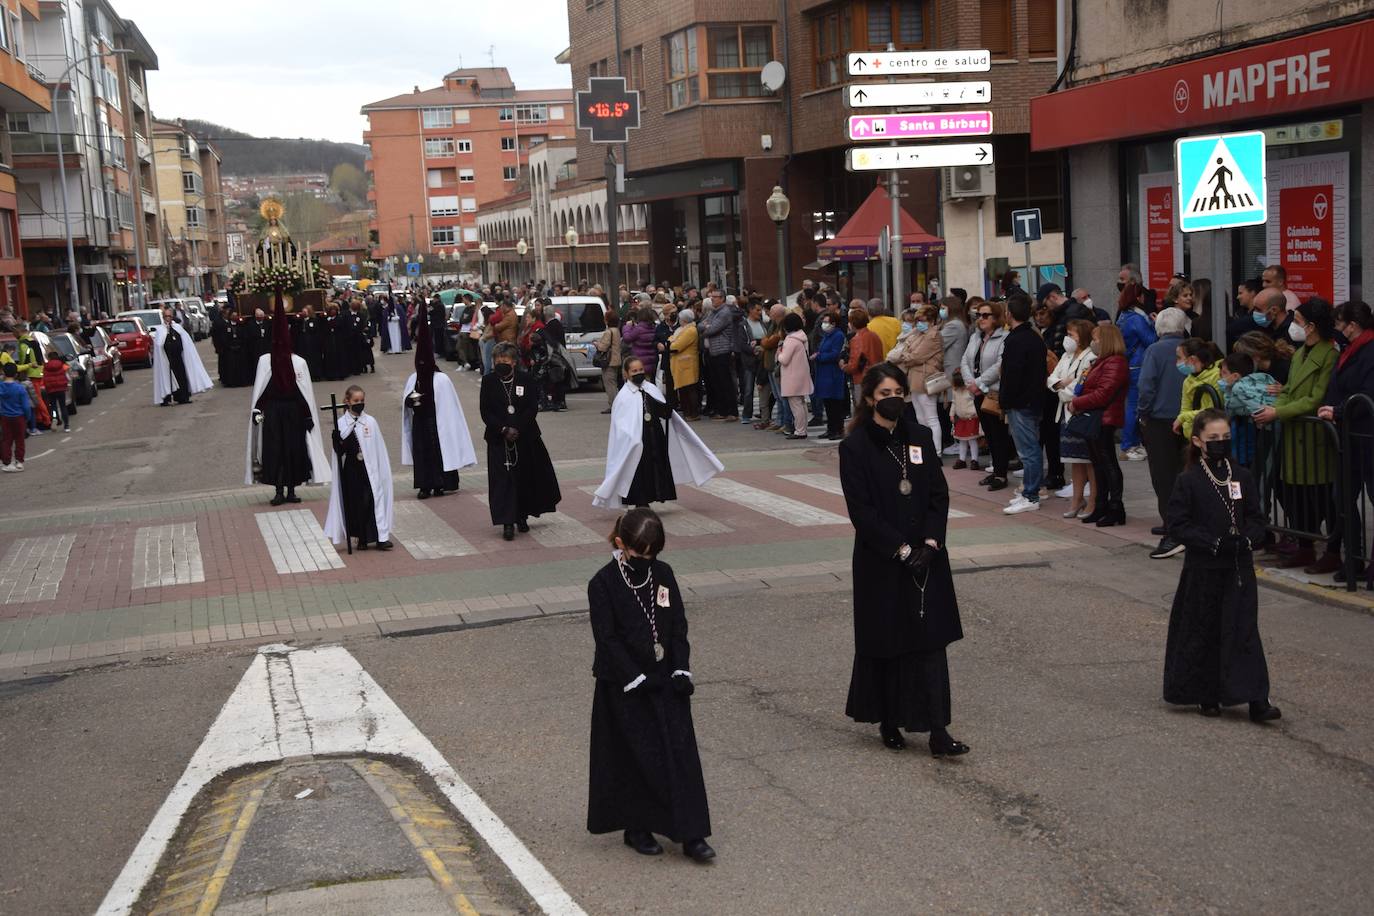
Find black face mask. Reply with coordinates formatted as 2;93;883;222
875;396;905;421
1116;281;1125;292
1204;439;1231;461
349;402;365;415
623;555;652;577
496;363;514;379
630;372;646;386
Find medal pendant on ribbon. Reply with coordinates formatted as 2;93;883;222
654;643;665;662
644;411;652;422
898;479;913;496
507;405;515;414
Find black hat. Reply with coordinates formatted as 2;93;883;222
1036;282;1063;304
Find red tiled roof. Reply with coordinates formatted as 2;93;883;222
362;86;571;111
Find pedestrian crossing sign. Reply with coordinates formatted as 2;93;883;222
1175;131;1268;232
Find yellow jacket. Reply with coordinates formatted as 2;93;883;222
669;323;699;388
1177;363;1223;435
869;315;901;356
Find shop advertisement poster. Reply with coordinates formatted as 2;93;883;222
1138;171;1183;299
1266;153;1348;304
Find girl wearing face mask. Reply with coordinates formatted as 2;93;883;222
838;363;969;758
1163;409;1280;723
324;385;395;553
478;341;562;541
587;508;716;863
1172;338;1224;436
813;310;848;440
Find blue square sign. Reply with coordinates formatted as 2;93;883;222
1175;131;1267;233
406;261;422;276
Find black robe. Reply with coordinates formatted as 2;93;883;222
409;391;460;493
586;559;711;842
625;392;676;506
351;309;375;373
333;427;378;545
255;385;313;488
1163;461;1272;707
838;416;961;731
224;320;252;387
322;317;350;381
297;316;325;381
249;319;272;362
478;369;561;524
161;325;191;404
210;313;230;384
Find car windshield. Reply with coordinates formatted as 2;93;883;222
105;321;140;335
128;311;163;326
49;335;77;358
557;302;605;334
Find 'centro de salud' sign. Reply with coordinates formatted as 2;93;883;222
1029;18;1374;150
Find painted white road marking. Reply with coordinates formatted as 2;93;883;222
701;477;850;526
391;501;479;559
0;534;76;604
132;522;206;588
97;645;586;916
576;486;730;536
780;473;972;518
474;494;601;548
255;509;345;575
25;448;54;461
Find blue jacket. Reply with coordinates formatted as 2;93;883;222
1116;307;1157;370
813;327;846;400
0;379;32;421
1136;332;1186;421
1225;372;1277;417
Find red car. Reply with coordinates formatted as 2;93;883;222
97;317;153;368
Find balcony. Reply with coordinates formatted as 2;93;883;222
135;133;150;161
129;80;146;112
20;212;87;241
145;246;163;267
141;191;156;215
11;131;79;156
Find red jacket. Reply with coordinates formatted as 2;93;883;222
1070;353;1128;428
41;359;69;394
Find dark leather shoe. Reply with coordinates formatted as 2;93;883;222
683;838;716;863
285;495;302;504
376;540;394;551
1249;702;1282;723
929;731;970;757
986;478;1008;492
502;524;515;541
517;519;530;533
879;723;906;750
1080;508;1105;524
1304;553;1342;575
417;489;431;500
1199;704;1221;717
269;495;286;507
623;830;663;856
977;473;997;486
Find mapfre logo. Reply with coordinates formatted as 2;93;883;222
1173;79;1191;113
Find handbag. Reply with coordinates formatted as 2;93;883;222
924;371;951;395
979;391;1002;418
1065;408;1103;438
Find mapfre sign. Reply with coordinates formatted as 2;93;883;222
1031;19;1374;150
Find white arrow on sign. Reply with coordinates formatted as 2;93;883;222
846;50;991;76
846;81;992;108
846;143;994;172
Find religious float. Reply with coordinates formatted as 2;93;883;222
228;198;332;314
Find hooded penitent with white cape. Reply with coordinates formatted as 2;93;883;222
245;295;331;502
324;408;393;549
593;378;723;509
152;317;212;405
401;316;476;497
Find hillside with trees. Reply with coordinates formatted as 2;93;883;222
179;119;366;177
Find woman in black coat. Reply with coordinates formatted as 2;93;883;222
478;341;561;540
838;362;968;757
1317;301;1374;583
586;508;714;863
1163;408;1281;721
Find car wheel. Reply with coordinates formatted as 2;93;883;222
76;378;93;405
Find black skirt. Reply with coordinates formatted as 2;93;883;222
1163;562;1271;707
625;419;676;505
587;675;711;842
258;404;312;488
845;648;952;732
410;409;460;492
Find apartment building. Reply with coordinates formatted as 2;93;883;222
361;67;574;265
568;0;1066;300
153;119;227;296
0;0;49;317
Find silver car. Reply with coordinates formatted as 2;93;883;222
549;296;610;387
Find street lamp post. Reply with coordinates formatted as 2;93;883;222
516;238;528;286
478;241;489;285
765;186;791;304
565;227;579;289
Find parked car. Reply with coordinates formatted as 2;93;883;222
444;301;492;362
182;297;211;339
97;316;154;368
81;325;125;388
550;296;610;387
116;308;165;332
0;331;83;416
46;331;99;406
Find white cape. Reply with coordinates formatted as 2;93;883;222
151;322;213;404
400;371;478;471
592;380;723;509
324;411;394;545
243;353;332;486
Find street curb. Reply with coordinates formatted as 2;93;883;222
1255;566;1374;617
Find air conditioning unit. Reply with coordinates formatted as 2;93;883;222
944;165;996;200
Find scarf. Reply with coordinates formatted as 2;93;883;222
1337;328;1374;372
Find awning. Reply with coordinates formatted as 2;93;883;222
817;187;945;262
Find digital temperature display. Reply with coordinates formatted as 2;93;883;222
576;77;642;143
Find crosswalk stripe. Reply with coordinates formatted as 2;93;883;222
576;486;731;536
780;473;972;518
702;477;850;526
0;533;76;604
255;509;345;575
391;501;479;559
132;522;205;588
473;495;603;548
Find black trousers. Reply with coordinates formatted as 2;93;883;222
824;398;847;437
1041;398;1063;483
976;397;1013;478
707;354;735;417
1142;418;1185;524
1087;424;1124;509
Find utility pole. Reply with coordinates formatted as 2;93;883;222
886;42;903;313
606;149;620;298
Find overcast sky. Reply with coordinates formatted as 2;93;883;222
116;0;572;144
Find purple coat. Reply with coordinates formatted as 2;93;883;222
621;320;659;376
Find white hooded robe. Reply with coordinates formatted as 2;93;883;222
151;321;213;404
400;370;478;472
244;352;332;486
324;411;394;545
592;379;723;509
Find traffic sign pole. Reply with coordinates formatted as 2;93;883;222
886;43;903;315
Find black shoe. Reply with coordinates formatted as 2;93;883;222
879;723;906;750
624;830;663;856
1045;477;1067;491
1080;507;1106;524
1150;537;1185;559
986;477;1008;492
285;495;302;504
376;540;394;551
430;489;448;497
502;524;514;541
1151;525;1168;537
269;495;286;507
417;489;431;500
1095;507;1126;527
1199;704;1221;717
600;408;612;414
517;519;530;533
1249;702;1282;723
683;838;716;863
929;730;970;757
356;540;369;551
977;473;997;487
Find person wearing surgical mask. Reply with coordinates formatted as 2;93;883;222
838;362;969;758
812;309;848;440
479;341;561;540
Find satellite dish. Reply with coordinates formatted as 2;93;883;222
761;60;786;92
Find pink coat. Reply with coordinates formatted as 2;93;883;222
778;330;814;397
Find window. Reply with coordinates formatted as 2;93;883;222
515;104;548;124
498;107;513;122
1027;0;1057;57
812;2;929;87
186;206;204;228
427;168;446;188
463;227;479;243
421;107;453;128
866;0;926;47
456;138;472;153
461;197;477;212
453;109;470;124
813;5;853;87
550;105;564;120
330;254;346;265
502;166;518;181
429;195;459;217
432;227;456;245
621;46;645;89
981;0;1013;58
501;136;516;151
0;10;8;51
459;168;475;182
993;135;1063;235
527;135;547;147
0;209;15;258
117;193;134;228
423;138;455;158
104;69;121;110
707;25;773;99
665;28;699;110
182;171;203;195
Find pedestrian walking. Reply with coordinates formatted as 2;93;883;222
324;385;395;552
479;342;561;541
0;362;32;471
152;308;212;406
401;317;476;499
839;363;968;757
40;349;71;433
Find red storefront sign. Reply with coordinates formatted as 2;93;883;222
1279;184;1334;301
1144;185;1175;295
1031;19;1374;150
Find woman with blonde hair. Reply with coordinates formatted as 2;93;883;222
1049;318;1098;518
1068;323;1130;526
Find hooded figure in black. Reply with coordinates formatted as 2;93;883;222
253;296;316;505
210;305;231;384
586;508;714;863
479;340;561;540
406;316;460;497
350;300;375;374
321;305;350;381
838;363;968;757
226;311;253;387
296;305;325;381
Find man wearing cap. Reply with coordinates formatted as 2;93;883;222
1037;283;1092;358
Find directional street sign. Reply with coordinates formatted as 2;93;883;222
1175;130;1267;232
576;77;642;144
406;261;422;277
1011;208;1043;244
847;111;993;142
349;263;359;276
845;81;991;108
846;50;991;76
846;143;994;172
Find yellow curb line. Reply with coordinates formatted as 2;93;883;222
193;780;268;916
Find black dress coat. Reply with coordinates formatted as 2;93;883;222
586;559;710;842
478;369;561;524
332;427;378;545
625;393;676;506
298;316;325;381
838;416;961;658
1163;460;1271;706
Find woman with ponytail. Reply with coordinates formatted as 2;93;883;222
1172;337;1224;437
